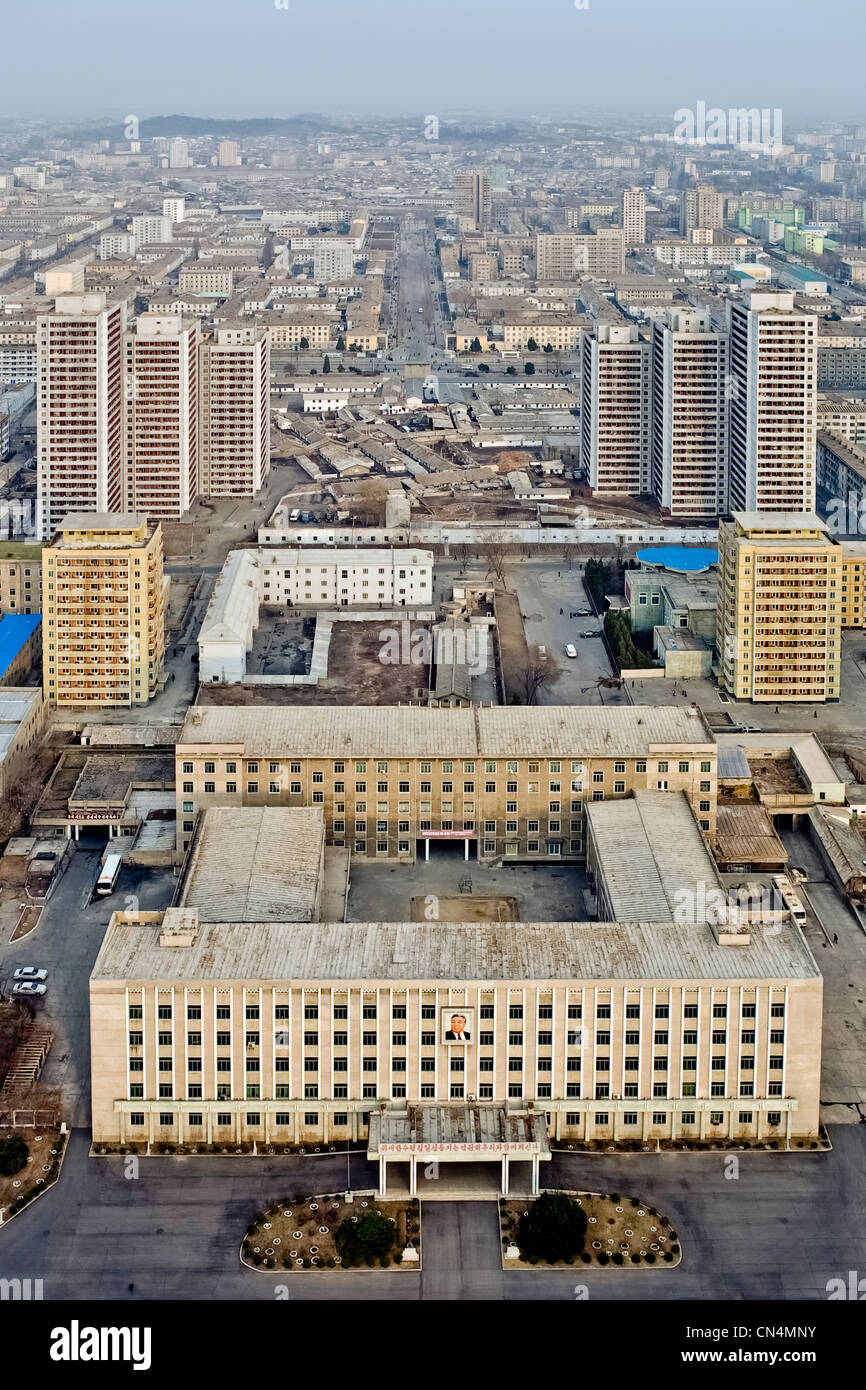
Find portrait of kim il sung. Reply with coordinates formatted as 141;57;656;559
441;1007;474;1044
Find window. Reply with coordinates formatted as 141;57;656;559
682;1111;696;1125
654;1004;669;1019
652;1111;667;1125
713;1004;727;1018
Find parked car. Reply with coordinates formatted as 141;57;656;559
13;981;46;996
580;631;598;638
577;609;592;617
289;508;300;522
565;644;577;659
13;966;47;981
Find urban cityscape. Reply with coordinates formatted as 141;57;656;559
0;0;864;1360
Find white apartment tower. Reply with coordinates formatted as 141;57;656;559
651;310;728;517
621;187;646;246
123;314;200;521
727;290;818;513
168;139;190;169
162;197;185;224
580;324;651;496
217;140;241;167
132;215;173;247
312;244;354;282
199;327;269;497
36;294;127;538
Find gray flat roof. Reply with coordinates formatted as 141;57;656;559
178;806;324;922
179;703;716;759
91;916;819;986
586;790;723;922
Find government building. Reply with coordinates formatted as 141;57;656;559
89;906;822;1166
174;704;718;861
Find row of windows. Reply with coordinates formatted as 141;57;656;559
128;1080;787;1103
132;1055;786;1074
131;1107;784;1130
131;1002;785;1022
180;758;715;777
135;1028;785;1049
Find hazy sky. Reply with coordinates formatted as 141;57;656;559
2;0;863;125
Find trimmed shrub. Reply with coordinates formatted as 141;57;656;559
517;1192;588;1264
336;1212;395;1262
0;1136;29;1177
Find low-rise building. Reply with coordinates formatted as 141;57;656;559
89;906;823;1150
175;703;718;860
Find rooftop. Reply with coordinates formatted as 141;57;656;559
179;703;717;759
178;807;324;923
586;790;723;922
91;915;820;985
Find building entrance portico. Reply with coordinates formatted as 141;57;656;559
367;1103;551;1199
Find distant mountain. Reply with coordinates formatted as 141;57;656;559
71;114;330;142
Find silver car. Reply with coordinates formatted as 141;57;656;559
13;966;47;981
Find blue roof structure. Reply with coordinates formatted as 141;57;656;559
0;613;41;678
636;546;718;573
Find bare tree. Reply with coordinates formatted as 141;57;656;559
516;646;562;706
453;542;471;571
480;533;509;586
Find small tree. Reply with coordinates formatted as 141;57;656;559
336;335;346;351
506;365;517;375
0;1135;28;1177
543;343;553;353
524;361;535;375
336;1212;394;1261
299;337;309;350
526;337;539;352
322;355;331;373
518;1191;587;1263
478;361;489;372
470;337;482;352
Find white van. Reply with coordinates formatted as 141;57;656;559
289;508;300;522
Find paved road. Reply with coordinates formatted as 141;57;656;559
0;847;176;1127
2;1125;864;1300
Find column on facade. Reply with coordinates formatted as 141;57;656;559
379;1155;388;1196
148;1110;155;1146
322;1111;329;1143
177;1111;184;1145
785;1109;792;1148
756;1108;763;1142
409;1155;417;1196
293;1109;300;1144
699;1107;708;1140
264;1110;270;1144
118;1111;125;1144
207;1110;213;1144
425;839;430;861
531;1154;539;1196
642;1108;650;1141
501;1153;509;1195
464;839;469;861
236;1110;242;1145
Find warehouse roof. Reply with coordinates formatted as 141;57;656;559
91;915;820;985
179;703;716;760
586;790;723;922
178;806;324;922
